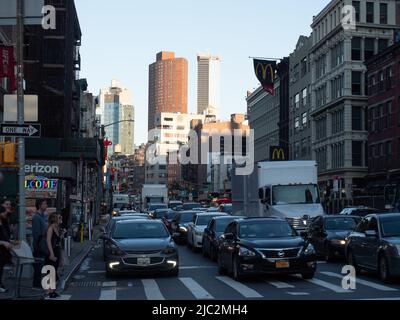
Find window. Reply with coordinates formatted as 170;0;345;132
302;88;308;106
353;1;360;22
380;3;388;24
164;118;173;122
378;71;384;91
295;93;300;109
301;139;308;158
364;38;375;61
352;71;362;95
294;142;300;159
378;39;388;53
387;101;393;128
386;66;393;89
177;126;185;130
386;141;392;157
302;112;308;126
294;117;300;130
352;107;363;130
366;2;374;23
332;110;344;134
316;117;327;140
301;57;308;77
352;38;361;61
352;141;363;166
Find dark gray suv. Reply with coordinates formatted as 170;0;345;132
346;213;400;283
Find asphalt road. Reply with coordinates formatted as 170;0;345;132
59;240;400;300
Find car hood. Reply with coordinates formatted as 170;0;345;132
383;237;400;245
114;238;171;251
271;204;324;218
327;230;352;239
240;237;305;249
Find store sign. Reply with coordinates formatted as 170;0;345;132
25;160;76;179
25;178;58;190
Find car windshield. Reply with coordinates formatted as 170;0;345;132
380;217;400;237
179;212;195;223
272;184;320;205
196;215;219;226
149;204;167;211
239;220;296;239
221;205;232;213
325;217;360;231
113;222;169;239
353;209;379;217
216;218;239;232
183;203;202;210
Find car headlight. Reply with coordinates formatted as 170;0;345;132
112;210;118;216
179;226;187;232
330;239;346;246
238;246;257;257
302;244;315;255
395;245;400;256
109;244;125;256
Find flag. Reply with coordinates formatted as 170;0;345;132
253;59;277;95
0;45;16;92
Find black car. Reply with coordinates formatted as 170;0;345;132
149;209;175;220
171;211;197;244
102;219;179;277
202;216;245;261
346;213;400;283
308;215;361;262
218;218;317;281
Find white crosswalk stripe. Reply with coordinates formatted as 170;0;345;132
179;278;214;300
302;277;352;293
102;281;117;287
287;292;310;296
99;288;117;300
320;271;398;292
267;281;295;289
142;279;165;300
216;276;263;298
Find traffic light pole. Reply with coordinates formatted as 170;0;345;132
17;0;26;241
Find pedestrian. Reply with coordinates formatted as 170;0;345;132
32;199;49;289
0;206;12;293
45;213;63;299
2;199;17;240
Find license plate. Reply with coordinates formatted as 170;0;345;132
137;257;151;266
276;261;290;269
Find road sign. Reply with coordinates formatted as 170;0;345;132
0;124;41;138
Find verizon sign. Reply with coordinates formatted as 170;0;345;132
25;160;76;179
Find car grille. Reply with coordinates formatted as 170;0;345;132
286;217;313;229
125;250;161;255
258;248;301;258
123;257;164;265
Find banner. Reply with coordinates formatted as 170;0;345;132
253;59;277;95
0;45;16;91
270;146;288;161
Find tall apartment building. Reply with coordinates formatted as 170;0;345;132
148;51;188;130
145;112;205;185
197;53;221;117
310;0;397;205
289;36;313;160
99;80;135;155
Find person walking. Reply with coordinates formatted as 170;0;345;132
2;199;17;240
45;213;63;299
0;206;12;293
32;199;49;288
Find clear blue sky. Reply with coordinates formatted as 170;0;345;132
75;0;331;145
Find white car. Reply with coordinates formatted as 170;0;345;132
187;213;228;250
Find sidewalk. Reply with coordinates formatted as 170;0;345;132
0;223;103;300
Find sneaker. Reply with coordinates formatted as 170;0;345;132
0;286;8;294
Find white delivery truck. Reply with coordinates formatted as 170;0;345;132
112;194;130;216
232;161;324;230
141;184;168;210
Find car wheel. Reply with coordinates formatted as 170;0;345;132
232;256;243;282
347;250;361;274
379;255;392;283
218;254;227;275
301;271;315;280
324;243;334;263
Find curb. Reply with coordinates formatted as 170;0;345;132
59;241;95;291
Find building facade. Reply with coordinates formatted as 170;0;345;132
310;0;397;209
148;51;188;130
289;36;313;160
197;53;221;117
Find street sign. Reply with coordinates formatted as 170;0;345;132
0;124;41;138
4;95;38;122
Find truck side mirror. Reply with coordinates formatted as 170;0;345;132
258;188;264;200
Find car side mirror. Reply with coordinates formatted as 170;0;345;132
365;230;378;238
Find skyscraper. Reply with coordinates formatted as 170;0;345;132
148;51;188;131
99;80;135;155
197;53;220;117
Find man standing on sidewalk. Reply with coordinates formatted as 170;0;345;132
32;199;49;288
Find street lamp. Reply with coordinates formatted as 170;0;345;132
101;120;135;139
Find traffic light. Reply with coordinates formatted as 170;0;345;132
3;142;16;164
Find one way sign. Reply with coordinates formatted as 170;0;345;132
0;124;41;138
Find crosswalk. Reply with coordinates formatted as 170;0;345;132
63;270;400;300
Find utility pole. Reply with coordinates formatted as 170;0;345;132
16;0;26;241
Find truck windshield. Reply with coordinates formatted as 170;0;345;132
272;184;320;205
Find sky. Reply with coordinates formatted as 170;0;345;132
75;0;331;145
